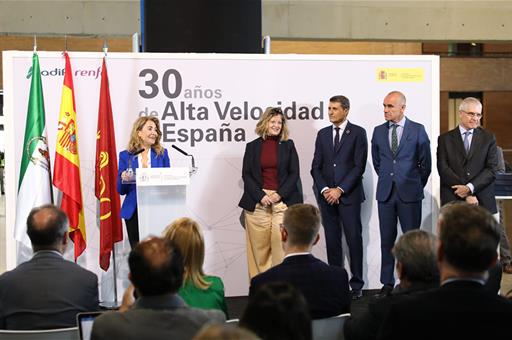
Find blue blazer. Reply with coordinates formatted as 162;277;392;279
249;254;351;319
117;148;170;219
371;118;431;203
311;122;367;204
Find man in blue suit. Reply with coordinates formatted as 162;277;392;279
311;95;368;299
371;91;431;296
249;204;351;319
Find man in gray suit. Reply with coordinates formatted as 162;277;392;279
91;237;225;340
0;205;99;330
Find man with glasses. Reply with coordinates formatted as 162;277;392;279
437;97;498;213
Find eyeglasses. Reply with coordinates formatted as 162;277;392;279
272;107;283;114
462;110;482;119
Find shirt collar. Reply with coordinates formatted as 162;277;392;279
333;119;349;131
458;125;474;135
284;252;311;260
389;116;406;128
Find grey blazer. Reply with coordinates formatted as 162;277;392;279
91;294;225;340
0;251;99;330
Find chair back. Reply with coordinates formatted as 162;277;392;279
0;327;79;340
312;313;350;340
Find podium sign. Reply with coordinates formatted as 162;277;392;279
136;167;190;240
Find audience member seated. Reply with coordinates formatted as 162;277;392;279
344;229;439;340
193;324;260;340
163;217;228;316
377;203;512;340
91;237;225;340
0;204;99;330
249;204;350;319
240;282;311;340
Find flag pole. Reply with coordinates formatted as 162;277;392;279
102;40;118;305
33;35;37;53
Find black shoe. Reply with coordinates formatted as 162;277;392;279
351;290;363;300
376;284;393;298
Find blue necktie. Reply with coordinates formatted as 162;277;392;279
463;131;472;154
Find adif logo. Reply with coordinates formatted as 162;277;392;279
26;66;102;79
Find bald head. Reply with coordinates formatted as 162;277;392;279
27;204;68;252
129;237;184;296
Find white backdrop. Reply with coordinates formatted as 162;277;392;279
3;51;440;299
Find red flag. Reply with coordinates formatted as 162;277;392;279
95;58;123;271
53;52;86;260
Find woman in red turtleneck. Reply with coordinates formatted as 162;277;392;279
239;107;303;278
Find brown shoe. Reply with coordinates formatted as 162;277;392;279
503;263;512;274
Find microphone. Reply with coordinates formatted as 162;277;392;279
171;144;197;175
125;148;145;183
131;148;145;156
171;145;189;156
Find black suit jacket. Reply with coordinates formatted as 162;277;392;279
311;122;367;204
377;281;512;340
249;254;351;319
344;282;437;340
239;137;303;211
0;251;99;330
437;126;498;213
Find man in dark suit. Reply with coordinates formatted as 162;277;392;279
0;204;99;330
250;204;351;319
377;203;512;340
371;91;431;296
91;237;225;340
311;95;367;299
344;229;439;340
437;97;498;213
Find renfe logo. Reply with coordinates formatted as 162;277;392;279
26;66;102;79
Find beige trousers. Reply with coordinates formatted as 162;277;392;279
245;189;286;278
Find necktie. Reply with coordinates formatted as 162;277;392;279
391;124;398;155
463;131;472;153
334;127;340;149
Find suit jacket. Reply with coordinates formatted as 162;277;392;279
239;137;303;211
311;122;367;204
117;148;171;219
437;126;498;213
377;281;512;340
0;251;99;330
371;118;431;202
344;282;437;340
249;254;351;319
91;294;225;340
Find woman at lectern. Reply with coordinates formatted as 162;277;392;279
239;107;303;278
117;116;170;248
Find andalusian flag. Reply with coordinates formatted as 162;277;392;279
53;52;86;260
14;53;53;248
95;57;123;271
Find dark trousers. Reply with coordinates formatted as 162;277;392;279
378;184;421;286
125;210;140;248
319;199;364;291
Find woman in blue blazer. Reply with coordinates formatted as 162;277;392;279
239;107;303;278
117;116;170;247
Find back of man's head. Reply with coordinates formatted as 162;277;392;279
392;230;439;284
438;203;500;273
27;204;68;251
129;237;184;296
282;204;321;247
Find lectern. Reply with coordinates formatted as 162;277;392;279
136;167;190;240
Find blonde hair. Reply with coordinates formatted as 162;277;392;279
163;217;211;290
127;116;164;155
255;107;289;141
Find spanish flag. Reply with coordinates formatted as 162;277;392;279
53;52;86;260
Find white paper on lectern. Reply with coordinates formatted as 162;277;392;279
136;167;189;240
